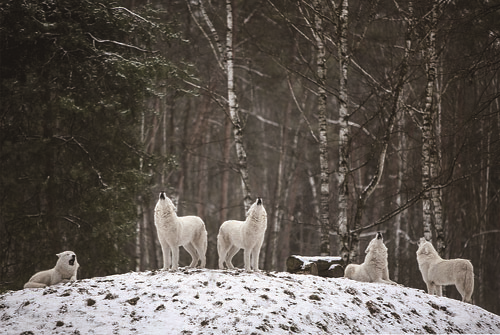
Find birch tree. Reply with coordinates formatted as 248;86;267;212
311;0;331;256
337;0;350;263
226;0;253;211
421;0;444;255
187;0;253;212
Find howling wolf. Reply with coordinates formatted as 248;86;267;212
217;198;267;271
416;237;474;303
154;192;207;270
344;232;397;285
24;251;79;289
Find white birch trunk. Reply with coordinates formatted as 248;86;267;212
394;7;413;281
432;59;444;255
313;0;330;256
337;0;350;263
270;111;288;269
226;0;252;212
421;1;442;252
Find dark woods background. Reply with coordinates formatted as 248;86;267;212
1;0;499;315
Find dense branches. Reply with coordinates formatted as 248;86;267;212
0;0;178;289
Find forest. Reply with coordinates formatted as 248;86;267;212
1;0;499;315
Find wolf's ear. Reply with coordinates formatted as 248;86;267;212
56;252;62;258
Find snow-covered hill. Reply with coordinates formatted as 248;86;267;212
1;268;499;334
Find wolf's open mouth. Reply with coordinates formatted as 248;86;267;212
69;255;76;266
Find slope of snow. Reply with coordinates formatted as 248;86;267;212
1;268;499;334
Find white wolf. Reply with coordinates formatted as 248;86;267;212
344;232;397;285
24;251;79;289
154;192;207;270
217;198;267;271
416;237;474;303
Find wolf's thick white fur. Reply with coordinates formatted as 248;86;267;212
416;237;474;303
154;192;207;270
24;251;79;289
344;232;397;285
217;198;267;271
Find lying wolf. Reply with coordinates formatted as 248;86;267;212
344;232;397;285
24;251;79;289
416;237;474;303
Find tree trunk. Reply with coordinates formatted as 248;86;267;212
337;0;350;263
269;102;290;269
421;1;442;254
312;0;330;256
394;115;408;283
220;117;232;224
432;62;444;256
226;0;252;212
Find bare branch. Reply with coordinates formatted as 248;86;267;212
186;0;226;72
111;7;157;27
87;33;152;53
287;75;319;143
351;177;466;234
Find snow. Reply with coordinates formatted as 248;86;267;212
1;268;499;334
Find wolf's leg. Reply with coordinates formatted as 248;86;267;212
251;242;263;271
217;236;229;269
243;248;252;272
159;239;171;269
436;285;442;296
171;245;180;270
426;282;435;295
226;246;239;270
184;242;198;267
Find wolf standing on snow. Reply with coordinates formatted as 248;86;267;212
24;251;79;289
154;192;207;270
218;197;267;271
416;237;474;303
344;232;397;285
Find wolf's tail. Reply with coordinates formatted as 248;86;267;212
463;261;474;304
217;230;225;269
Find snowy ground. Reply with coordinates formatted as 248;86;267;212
1;268;500;334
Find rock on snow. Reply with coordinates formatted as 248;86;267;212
1;268;499;334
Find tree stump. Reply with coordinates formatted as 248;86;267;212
286;255;345;278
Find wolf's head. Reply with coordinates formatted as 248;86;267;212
55;251;79;275
246;197;267;224
365;232;387;254
416;238;438;257
155;192;177;215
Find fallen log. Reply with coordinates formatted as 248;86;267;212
286;255;345;278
